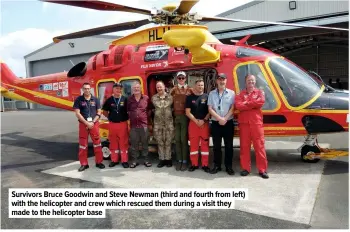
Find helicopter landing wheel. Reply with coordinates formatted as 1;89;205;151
301;145;321;163
102;140;111;160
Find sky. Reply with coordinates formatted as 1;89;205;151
0;0;253;77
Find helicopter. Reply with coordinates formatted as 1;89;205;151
1;0;349;163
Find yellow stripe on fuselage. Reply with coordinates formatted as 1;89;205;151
1;89;36;103
5;83;73;107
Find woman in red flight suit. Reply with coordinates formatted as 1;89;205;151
235;74;269;179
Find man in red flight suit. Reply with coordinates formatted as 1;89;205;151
73;83;104;172
102;82;130;168
235;74;269;179
185;79;211;172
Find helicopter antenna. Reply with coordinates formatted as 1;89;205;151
69;60;75;66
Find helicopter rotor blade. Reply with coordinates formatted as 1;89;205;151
52;19;151;43
175;0;200;15
199;16;349;31
41;0;152;15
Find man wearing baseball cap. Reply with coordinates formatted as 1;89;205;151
208;73;236;175
102;82;130;168
170;71;193;171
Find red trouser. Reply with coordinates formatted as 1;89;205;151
239;123;268;173
188;120;209;167
78;122;103;165
108;121;129;163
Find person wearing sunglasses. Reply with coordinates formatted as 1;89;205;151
207;73;236;175
170;71;193;171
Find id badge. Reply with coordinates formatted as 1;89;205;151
87;117;93;122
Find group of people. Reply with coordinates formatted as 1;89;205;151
73;71;269;179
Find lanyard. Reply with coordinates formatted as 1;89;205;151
86;100;91;117
113;96;122;113
217;89;225;111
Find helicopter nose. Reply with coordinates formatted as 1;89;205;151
328;90;349;110
302;90;349;134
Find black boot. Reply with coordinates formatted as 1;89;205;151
157;160;165;168
78;165;89;172
166;160;172;167
109;162;119;167
175;162;182;171
188;166;198;172
95;163;105;169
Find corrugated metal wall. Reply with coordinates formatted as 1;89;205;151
285;45;349;89
206;0;348;33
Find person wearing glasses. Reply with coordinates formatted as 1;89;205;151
207;73;235;175
127;81;153;168
170;71;193;171
73;82;104;172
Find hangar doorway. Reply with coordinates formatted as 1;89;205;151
220;24;349;90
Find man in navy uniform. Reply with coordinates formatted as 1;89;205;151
73;82;105;172
102;82;130;168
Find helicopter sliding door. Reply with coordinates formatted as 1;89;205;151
234;61;280;113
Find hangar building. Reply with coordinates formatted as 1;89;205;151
3;0;348;111
204;0;349;89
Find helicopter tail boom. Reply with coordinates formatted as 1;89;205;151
0;62;29;102
1;61;18;88
0;62;74;109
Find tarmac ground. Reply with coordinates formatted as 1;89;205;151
1;110;349;229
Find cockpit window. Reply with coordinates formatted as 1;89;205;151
235;63;278;111
267;58;322;108
236;47;271;58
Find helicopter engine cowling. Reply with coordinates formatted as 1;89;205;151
163;28;220;65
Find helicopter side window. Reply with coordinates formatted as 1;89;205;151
268;58;322;108
97;81;114;106
236;47;271;58
235;63;277;111
120;79;139;97
97;79;140;108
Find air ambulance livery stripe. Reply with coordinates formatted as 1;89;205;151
4;83;73;107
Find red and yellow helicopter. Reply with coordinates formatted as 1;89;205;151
1;0;349;163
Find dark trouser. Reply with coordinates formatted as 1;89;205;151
129;127;149;163
174;115;189;162
211;119;234;169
